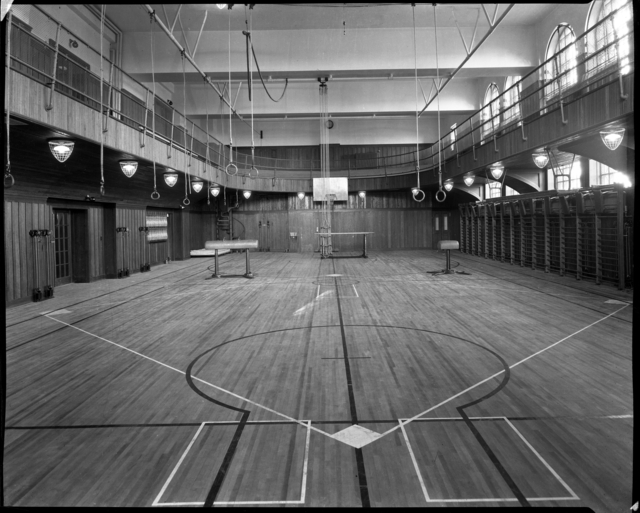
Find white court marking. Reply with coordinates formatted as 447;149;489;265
43;303;629;450
400;417;579;503
152;420;312;506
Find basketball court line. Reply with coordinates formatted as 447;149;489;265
42;302;629;450
399;417;580;503
379;302;630;439
152;420;311;506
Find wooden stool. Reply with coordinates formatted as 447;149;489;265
427;240;470;275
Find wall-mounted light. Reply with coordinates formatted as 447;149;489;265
210;184;221;197
489;165;504;180
119;160;138;178
191;178;204;193
600;128;625;150
532;150;549;168
163;169;178;187
48;140;75;162
463;175;475;186
444;180;454;192
358;191;366;199
297;192;306;200
242;190;252;199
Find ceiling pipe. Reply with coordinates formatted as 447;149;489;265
143;4;260;137
418;3;515;117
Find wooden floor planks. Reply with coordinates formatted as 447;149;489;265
4;249;633;510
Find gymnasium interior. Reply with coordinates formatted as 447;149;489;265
3;2;635;510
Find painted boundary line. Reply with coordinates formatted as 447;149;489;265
381;303;630;438
152;420;312;506
399;418;579;503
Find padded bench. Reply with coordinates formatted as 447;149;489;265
427;240;469;275
204;240;259;279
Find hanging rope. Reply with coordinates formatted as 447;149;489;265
411;4;425;203
204;78;211;205
249;44;288;102
149;11;160;200
247;6;258;179
225;8;237;176
181;51;190;206
5;10;14;188
99;4;106;196
434;4;446;203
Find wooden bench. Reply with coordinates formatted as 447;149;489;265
203;240;259;279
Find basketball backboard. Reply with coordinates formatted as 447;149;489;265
313;177;348;201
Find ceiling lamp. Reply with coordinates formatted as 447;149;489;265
119;160;138;178
48;140;75;162
242;190;252;199
489;165;504;180
216;4;227;9
444;180;454;192
297;191;305;200
532;150;549;168
191;178;204;193
358;191;366;199
463;175;475;186
210;184;220;197
600;128;625;150
411;187;419;196
163;170;178;187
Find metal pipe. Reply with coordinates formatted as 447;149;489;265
143;5;260;136
419;4;514;117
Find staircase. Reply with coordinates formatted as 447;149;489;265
217;211;231;240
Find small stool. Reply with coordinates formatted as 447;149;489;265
427;240;470;275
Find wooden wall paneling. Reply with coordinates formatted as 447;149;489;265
103;204;118;278
5;202;15;302
18;201;27;299
268;211;290;252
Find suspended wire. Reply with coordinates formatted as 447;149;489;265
149;10;160;200
247;7;258;179
433;4;446;203
99;4;106;196
225;8;237;176
5;10;14;188
204;78;211;205
249;44;289;102
411;4;424;202
182;51;190;206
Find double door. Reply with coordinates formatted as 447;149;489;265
432;212;452;248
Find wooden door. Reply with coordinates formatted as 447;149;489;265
54;210;72;286
71;210;90;283
433;211;452;247
265;212;290;252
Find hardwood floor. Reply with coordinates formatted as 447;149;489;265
4;250;633;509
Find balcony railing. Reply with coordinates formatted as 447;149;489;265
5;2;634;178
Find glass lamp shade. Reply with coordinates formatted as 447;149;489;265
191;179;204;193
444;180;454;192
49;140;75;162
210;184;221;197
600;128;625;150
163;171;179;187
489;166;504;180
242;190;252;199
216;4;227;9
532;151;549;168
411;187;419;195
297;192;305;200
358;191;366;199
119;160;138;178
463;175;475;186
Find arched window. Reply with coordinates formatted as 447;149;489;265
481;83;500;140
485;181;502;199
544;24;578;101
503;76;522;125
585;0;632;77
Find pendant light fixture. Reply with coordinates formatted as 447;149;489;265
210;184;221;197
191;178;204;193
489;165;504;180
48;140;75;163
358;191;366;199
243;190;252;199
444;180;454;192
297;192;306;200
600;128;625;150
119;160;138;178
532;150;549;168
164;169;179;187
463;175;475;186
